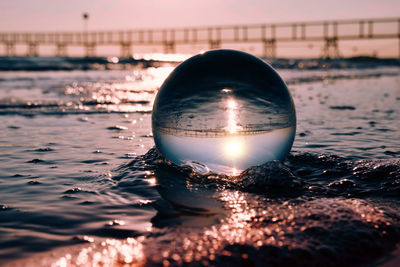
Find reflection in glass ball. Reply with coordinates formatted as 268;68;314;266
152;50;296;175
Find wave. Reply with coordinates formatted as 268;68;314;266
3;147;400;266
119;147;400;200
17;148;397;267
1;66;399;117
0;56;399;71
0;56;169;71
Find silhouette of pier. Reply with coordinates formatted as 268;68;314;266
1;17;399;58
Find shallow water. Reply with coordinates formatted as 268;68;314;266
0;60;400;266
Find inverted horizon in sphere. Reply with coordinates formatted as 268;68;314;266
152;49;296;175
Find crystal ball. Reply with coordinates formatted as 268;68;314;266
152;49;296;175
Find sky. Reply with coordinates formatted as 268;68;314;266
1;0;399;32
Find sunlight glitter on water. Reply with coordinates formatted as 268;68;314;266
133;53;192;62
224;98;243;134
62;66;175;114
40;193;396;267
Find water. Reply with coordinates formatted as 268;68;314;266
0;57;400;266
152;50;296;174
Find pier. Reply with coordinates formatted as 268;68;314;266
1;17;399;58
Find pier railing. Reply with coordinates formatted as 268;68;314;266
1;17;399;58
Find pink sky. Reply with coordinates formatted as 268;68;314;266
1;0;399;32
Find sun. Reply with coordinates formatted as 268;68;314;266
223;138;244;159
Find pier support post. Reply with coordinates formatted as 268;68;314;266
398;19;400;58
85;43;96;57
5;42;16;56
322;37;340;58
120;42;132;58
56;43;67;57
163;41;175;54
27;42;38;56
209;40;221;50
262;39;276;58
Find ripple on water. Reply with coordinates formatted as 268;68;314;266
107;125;128;131
4;147;400;266
12;196;400;266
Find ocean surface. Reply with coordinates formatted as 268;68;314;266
0;56;400;266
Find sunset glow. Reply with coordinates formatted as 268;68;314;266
1;0;399;57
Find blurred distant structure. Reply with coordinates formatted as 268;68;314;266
81;12;95;57
1;17;399;58
82;12;89;31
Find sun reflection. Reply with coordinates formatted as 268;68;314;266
107;56;119;64
107;220;126;226
30;196;396;266
133;53;191;62
221;88;232;94
224;98;242;134
221;97;245;175
146;177;157;186
63;66;174;114
231;168;240;176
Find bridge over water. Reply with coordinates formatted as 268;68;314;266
1;17;399;58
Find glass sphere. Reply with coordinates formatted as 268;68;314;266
152;49;296;175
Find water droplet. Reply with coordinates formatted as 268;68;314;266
152;50;296;175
